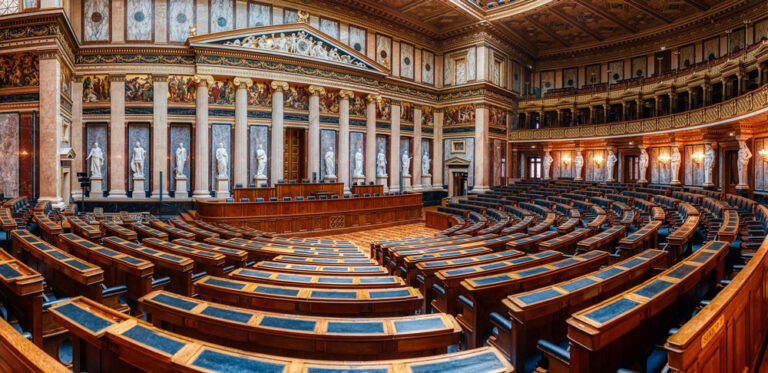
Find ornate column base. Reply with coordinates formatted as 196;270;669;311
133;177;145;198
215;177;230;199
637;179;648;184
574;177;583;181
108;190;127;199
422;175;432;189
175;177;188;197
90;178;103;198
253;175;268;188
377;176;388;192
403;175;412;191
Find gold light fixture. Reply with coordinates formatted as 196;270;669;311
691;152;704;163
562;154;571;165
658;154;671;164
593;154;604;165
759;148;768;162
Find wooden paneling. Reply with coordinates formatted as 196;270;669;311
755;138;768;191
685;144;706;187
552;150;574;179
584;150;606;182
650;146;672;184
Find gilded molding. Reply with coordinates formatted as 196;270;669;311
153;74;169;83
366;94;380;104
76;54;195;65
108;75;126;82
38;49;57;60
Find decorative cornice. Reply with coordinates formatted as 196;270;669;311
271;81;290;92
308;85;326;96
153;74;169;83
38;49;58;60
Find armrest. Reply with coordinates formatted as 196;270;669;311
223;265;235;273
245;261;256;267
102;285;128;298
151;276;171;288
42;297;70;310
458;295;474;310
537;339;570;362
432;283;446;296
416;274;425;285
489;311;512;333
398;266;407;277
191;271;208;281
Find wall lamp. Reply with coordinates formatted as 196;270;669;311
691;152;704;164
759;148;768;162
593;154;604;165
657;154;671;164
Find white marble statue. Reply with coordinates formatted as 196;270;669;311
324;147;336;177
255;144;267;178
86;142;104;178
216;143;228;178
574;151;584;179
704;144;715;185
130;142;146;178
671;147;681;183
376;150;387;177
606;150;617;180
738;140;752;186
401;150;412;176
175;143;187;178
639;148;649;182
422;150;431;176
543;151;553;179
353;148;364;178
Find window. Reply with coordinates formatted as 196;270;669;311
0;0;19;15
528;156;542;179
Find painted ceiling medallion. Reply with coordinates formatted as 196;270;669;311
222;31;367;68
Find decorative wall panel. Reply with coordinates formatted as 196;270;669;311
444;104;475;126
631;56;647;79
168;0;194;43
210;123;232;192
0;53;38;88
349;94;365;117
376;98;391;121
400;102;413;123
422;50;434;85
755;138;768;192
320;129;337;181
650;146;671;185
540;70;555;94
608;60;623;83
685;144;705;186
348;25;366;54
400;42;414;80
248;2;271;27
284;85;309;111
85;123;108;193
127;123;150;193
126;0;153;41
349;131;364;183
248;125;269;184
703;37;719;60
422;106;434;127
320;90;338;114
679;44;695;68
84;0;110;42
562;67;577;88
511;60;521;93
125;75;153;102
82;75;110;102
0;114;19;198
247;82;271;107
209;78;235;105
584;150;606;182
169;124;192;193
319;18;339;39
552;150;575;179
168;75;196;103
376;34;392;69
210;0;234;33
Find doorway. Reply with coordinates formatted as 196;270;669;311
723;149;739;195
451;171;467;197
283;128;306;182
624;155;640;183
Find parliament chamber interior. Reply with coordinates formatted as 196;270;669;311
1;0;768;371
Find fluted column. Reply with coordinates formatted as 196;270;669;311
71;76;83;200
152;75;169;198
365;95;377;184
338;90;354;192
413;106;422;190
390;102;401;191
433;109;443;188
233;77;252;187
474;104;489;192
192;75;213;198
270;81;289;185
308;85;325;181
38;50;64;207
109;75;127;198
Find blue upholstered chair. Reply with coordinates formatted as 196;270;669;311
369;181;375;185
261;183;268;187
226;198;234;202
374;193;380;196
384;192;389;196
278;180;284;184
364;193;370;197
295;196;303;201
235;184;243;188
331;194;339;199
289;180;296;184
256;197;264;202
353;194;359;198
302;179;310;183
269;197;278;201
249;183;256;188
343;194;350;198
319;195;327;200
239;198;249;202
308;196;316;200
283;197;291;201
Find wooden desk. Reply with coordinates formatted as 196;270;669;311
0;208;17;231
0;248;44;346
233;182;345;200
351;184;384;195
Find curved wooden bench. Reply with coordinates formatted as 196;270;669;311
67;216;101;241
0;247;44;345
172;238;248;269
229;267;405;289
618;220;662;259
192;219;242;239
129;222;168;240
204;237;366;263
502;216;533;235
32;212;61;245
377;234;497;264
0;208;17;231
505;231;557;253
528;213;557;234
169;217;219;241
99;221;137;241
270;254;376;266
538;228;591;254
143;238;227;276
576;225;626;253
147;218;196;240
249;261;389;276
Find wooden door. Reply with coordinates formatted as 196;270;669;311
724;149;739;195
452;172;467;197
624;155;639;183
283;128;305;182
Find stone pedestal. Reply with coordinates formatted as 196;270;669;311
422;175;432;189
215;177;229;199
671;179;681;186
254;175;267;188
703;182;715;189
403;175;412;190
353;176;366;186
606;177;615;182
574;177;583;181
175;176;188;197
324;176;338;183
736;183;750;190
377;176;388;192
637;178;648;184
132;177;145;197
90;177;103;198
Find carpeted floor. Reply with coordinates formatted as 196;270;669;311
315;223;439;254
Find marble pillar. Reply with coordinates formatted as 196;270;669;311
109;75;127;198
308;85;324;181
152;75;169;198
270;81;289;185
413;106;422;190
71;77;83;199
433;109;443;188
390;102;401;191
38;51;63;207
338;90;353;192
365;95;377;184
233;77;252;187
473;105;489;192
192;75;213;199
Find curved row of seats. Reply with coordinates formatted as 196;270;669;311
225;190;410;202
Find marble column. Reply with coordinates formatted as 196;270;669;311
390;102;401;191
270;81;289;185
308;85;325;181
338;90;354;192
38;51;64;207
192;75;213;199
433;109;443;188
71;77;83;200
413;106;422;190
365;95;377;184
474;104;490;192
152;75;169;198
109;75;127;198
233;77;252;187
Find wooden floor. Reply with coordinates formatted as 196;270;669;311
314;223;439;254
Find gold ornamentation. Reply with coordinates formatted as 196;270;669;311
193;75;215;86
296;10;309;24
329;215;344;228
338;89;355;100
189;24;198;37
307;85;326;96
232;77;253;88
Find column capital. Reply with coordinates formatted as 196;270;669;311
476;103;487;109
153;75;169;83
338;89;355;100
73;75;83;83
233;77;253;88
109;74;126;82
308;85;326;96
390;100;402;107
366;94;380;103
38;49;58;60
271;81;290;92
194;75;215;86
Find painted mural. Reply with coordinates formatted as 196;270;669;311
422;50;434;85
82;75;110;102
444;104;475;126
284;85;309;110
247;82;272;107
210;0;234;33
422;106;434;127
126;0;153;41
84;0;110;42
248;2;271;27
125;75;154;102
0;52;38;88
350;94;366;117
61;65;71;98
401;102;414;123
168;75;197;103
0;114;19;198
400;43;414;79
169;0;194;43
320;90;339;114
489;106;506;128
209;79;236;105
376;98;391;121
511;61;521;93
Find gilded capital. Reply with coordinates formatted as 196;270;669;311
271;81;290;92
153;75;169;83
366;94;380;104
109;75;126;82
233;77;253;88
194;75;215;86
390;100;402;107
338;89;355;100
38;49;58;60
73;76;83;83
308;85;326;96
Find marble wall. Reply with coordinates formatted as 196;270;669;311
650;146;672;184
421;139;431;175
320;129;337;180
685;144;706;186
349;26;366;54
552;150;575;179
210;0;234;33
126;0;153;41
248;2;271;27
0;114;19;197
444;137;474;187
248;125;269;185
210;123;232;192
168;0;194;43
83;0;110;42
85;123;108;193
169;124;192;193
350;131;364;183
492;139;504;185
756;138;768;192
584;149;606;182
127;123;150;193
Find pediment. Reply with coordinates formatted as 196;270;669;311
59;147;76;159
445;156;472;165
188;23;388;76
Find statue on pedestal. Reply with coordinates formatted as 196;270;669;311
216;143;228;178
738;141;752;187
574;151;584;179
402;150;412;176
422;150;431;176
130;142;146;178
671;147;681;184
353;148;364;178
543;151;553;179
639;148;649;182
86;142;104;178
704;144;715;185
376;150;387;177
255;144;267;178
324;147;336;177
606;150;617;181
175;143;187;178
